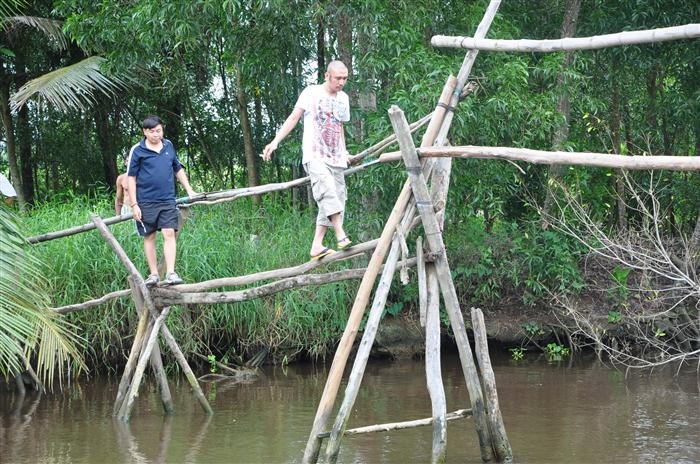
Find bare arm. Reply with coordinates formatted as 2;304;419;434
115;175;125;215
175;169;197;198
261;107;304;161
128;176;141;221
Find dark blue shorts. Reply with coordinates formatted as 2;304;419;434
136;202;180;237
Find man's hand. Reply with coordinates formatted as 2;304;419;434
132;204;142;221
261;142;277;161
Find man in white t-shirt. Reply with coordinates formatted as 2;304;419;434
262;60;353;260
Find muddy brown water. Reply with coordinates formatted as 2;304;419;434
1;351;698;463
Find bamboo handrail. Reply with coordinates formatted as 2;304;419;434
379;146;700;171
26;115;431;245
432;23;700;52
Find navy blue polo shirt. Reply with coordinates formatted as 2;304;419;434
126;138;183;203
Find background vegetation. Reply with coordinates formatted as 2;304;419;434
1;0;698;372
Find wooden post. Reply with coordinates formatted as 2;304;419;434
90;215;213;416
113;301;150;415
130;277;175;415
417;236;427;327
389;105;495;462
425;262;447;463
471;307;513;462
117;306;171;421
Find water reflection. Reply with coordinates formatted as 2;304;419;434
0;353;698;463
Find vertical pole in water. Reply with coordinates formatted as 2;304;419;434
390;106;495;461
471;307;513;461
425;259;447;463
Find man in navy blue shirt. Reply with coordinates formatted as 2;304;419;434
127;115;197;286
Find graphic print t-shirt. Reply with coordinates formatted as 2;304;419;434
295;84;350;168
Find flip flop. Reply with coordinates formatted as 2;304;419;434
311;248;335;261
337;236;353;250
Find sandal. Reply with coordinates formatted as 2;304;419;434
310;248;335;261
337;236;353;250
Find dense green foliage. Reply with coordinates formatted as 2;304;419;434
2;0;698;369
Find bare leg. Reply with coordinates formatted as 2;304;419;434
329;212;347;242
310;224;329;256
162;228;177;274
144;233;159;275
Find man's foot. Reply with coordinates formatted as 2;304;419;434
337;236;352;250
163;271;184;285
310;248;335;261
144;274;159;287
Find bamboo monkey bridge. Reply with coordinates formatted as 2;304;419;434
29;1;700;461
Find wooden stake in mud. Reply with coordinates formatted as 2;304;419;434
389;105;495;461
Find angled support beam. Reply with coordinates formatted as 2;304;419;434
389;105;495;462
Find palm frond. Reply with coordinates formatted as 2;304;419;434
0;0;27;20
10;56;129;112
2;15;66;50
0;207;85;389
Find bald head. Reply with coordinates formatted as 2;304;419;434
326;60;347;74
324;61;349;95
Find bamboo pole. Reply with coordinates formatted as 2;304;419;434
113;302;150;415
471;307;512;462
390;105;495;461
175;238;378;292
302;73;457;464
301;181;416;464
50;239;378;315
130;277;174;415
318;409;472;438
155;260;415;306
53;289;131;315
324;197;421;463
117;305;171;421
431;23;700;52
378;145;700;171
417;236;427;327
425;262;447;463
435;0;501;147
90;215;213;416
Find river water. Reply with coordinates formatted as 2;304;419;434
1;351;698;464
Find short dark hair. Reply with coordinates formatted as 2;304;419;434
142;115;163;129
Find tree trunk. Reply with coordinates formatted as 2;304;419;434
610;68;627;231
236;68;261;206
0;78;25;209
94;105;119;188
540;0;581;229
336;1;352;77
17;104;34;206
317;4;326;76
